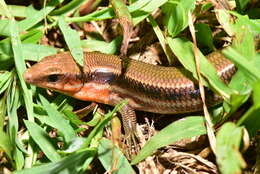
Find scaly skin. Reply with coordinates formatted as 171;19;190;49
23;51;236;149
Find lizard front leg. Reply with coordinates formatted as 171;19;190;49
119;104;140;158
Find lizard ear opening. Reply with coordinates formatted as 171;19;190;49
92;69;115;83
47;74;60;83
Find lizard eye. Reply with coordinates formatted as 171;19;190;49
47;74;60;82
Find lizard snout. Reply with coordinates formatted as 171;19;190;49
23;70;33;83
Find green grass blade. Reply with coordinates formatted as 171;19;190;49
6;76;24;169
14;149;96;174
9;13;34;122
148;15;173;64
79;101;127;150
0;5;55;36
132;116;206;164
66;0;167;25
50;0;84;15
22;44;57;61
0;29;43;61
0;5;28;17
21;29;43;44
63;109;101;127
0;71;12;94
24;120;61;162
39;95;76;144
0;129;12;161
9;17;35;167
58;16;83;66
18;5;55;32
0;92;7;130
81;37;121;54
167;37;234;100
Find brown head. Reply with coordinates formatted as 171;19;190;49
24;52;114;104
23;52;83;94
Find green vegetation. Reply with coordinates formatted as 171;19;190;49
0;0;259;173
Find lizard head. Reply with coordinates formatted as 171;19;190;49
23;52;83;94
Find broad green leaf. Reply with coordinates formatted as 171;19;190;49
201;2;213;12
222;71;251;117
66;7;114;23
216;9;260;37
237;81;260;137
216;122;246;174
0;1;12;18
98;138;135;173
132;116;206;164
7;76;20;137
132;0;168;25
9;20;33;167
162;0;196;37
230;11;260;36
221;28;255;118
65;0;150;23
48;95;71;111
195;23;214;51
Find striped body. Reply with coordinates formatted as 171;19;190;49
83;52;236;114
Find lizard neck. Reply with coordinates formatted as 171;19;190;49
69;81;111;104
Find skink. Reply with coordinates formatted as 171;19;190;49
23;51;236;139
